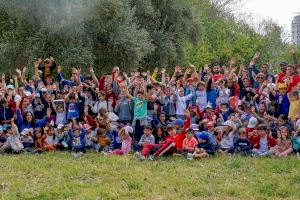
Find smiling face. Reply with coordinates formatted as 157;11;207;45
26;112;33;122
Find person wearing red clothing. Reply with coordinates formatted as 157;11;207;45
250;124;277;156
139;111;191;160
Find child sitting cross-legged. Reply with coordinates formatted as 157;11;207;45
188;132;216;160
68;123;86;158
233;128;252;155
93;128;112;152
181;129;198;156
0;119;24;153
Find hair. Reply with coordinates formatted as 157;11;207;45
23;111;36;126
278;114;287;122
146;84;154;93
239;128;246;135
291;90;299;97
257;124;267;131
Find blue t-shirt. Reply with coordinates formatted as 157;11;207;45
275;94;289;116
66;102;79;119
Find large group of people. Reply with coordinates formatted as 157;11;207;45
0;50;300;160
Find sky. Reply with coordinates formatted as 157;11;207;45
238;0;300;40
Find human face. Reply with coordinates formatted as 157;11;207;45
261;64;269;73
213;66;220;73
258;104;265;113
258;129;267;137
280;64;287;73
286;66;294;76
26;112;33;122
256;74;265;83
178;88;184;97
159;113;166;122
167;128;176;137
143;128;152;136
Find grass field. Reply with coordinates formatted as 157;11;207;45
0;152;299;200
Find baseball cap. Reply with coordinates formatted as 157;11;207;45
247;117;258;128
41;88;48;92
167;124;176;130
7;84;14;90
222;120;234;128
195;132;209;141
189;124;199;131
279;61;287;66
172;119;184;126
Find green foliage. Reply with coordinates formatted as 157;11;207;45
0;0;294;74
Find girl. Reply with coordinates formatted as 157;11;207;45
111;127;132;155
43;125;57;151
271;126;293;157
291;128;300;159
0;119;23;153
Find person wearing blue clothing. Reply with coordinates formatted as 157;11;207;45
64;90;80;121
68;126;86;153
207;78;218;109
188;132;216;160
16;103;50;132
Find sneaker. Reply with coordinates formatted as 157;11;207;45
137;155;146;160
72;153;80;158
135;151;141;156
297;152;300;160
148;155;156;161
187;153;193;159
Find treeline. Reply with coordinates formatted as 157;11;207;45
0;0;298;75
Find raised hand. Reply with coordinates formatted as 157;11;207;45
253;52;260;60
161;68;166;74
291;47;296;55
89;67;94;74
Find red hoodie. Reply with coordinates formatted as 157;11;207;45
165;117;191;149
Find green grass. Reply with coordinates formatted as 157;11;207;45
0;152;300;200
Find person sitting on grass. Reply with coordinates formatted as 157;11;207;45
233;128;252;155
135;125;155;151
271;126;293;157
251;124;277;157
188;132;216;160
0;119;24;153
181;128;198;156
68;124;86;158
110;127;132;155
138;110;191;160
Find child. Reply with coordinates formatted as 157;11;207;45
93;128;112;152
288;90;300;124
0;120;24;153
33;127;45;153
182;129;198;155
84;124;96;149
291;128;300;159
174;87;193;119
219;121;236;154
55;124;69;150
53;101;66;126
233;128;251;155
20;128;34;150
111;127;132;155
136;126;155;151
68;126;86;157
154;126;165;144
251;124;277;157
65;90;80;121
43;125;58;151
189;132;215;159
271;126;293;157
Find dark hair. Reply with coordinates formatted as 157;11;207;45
146;84;154;93
23;111;36;126
257;124;267;131
278;114;287;122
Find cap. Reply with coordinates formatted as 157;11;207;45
205;103;212;109
7;84;14;89
57;124;64;130
25;91;32;97
41;88;48;92
222;120;234;128
14;95;22;103
0;126;3;132
195;132;210;141
172;119;184;126
247;117;258;128
278;83;287;89
189;124;199;131
123;126;133;134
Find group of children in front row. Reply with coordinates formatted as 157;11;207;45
1;109;299;160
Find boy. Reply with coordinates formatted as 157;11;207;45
234;128;251;155
251;124;277;157
189;132;216;160
136;126;155;151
